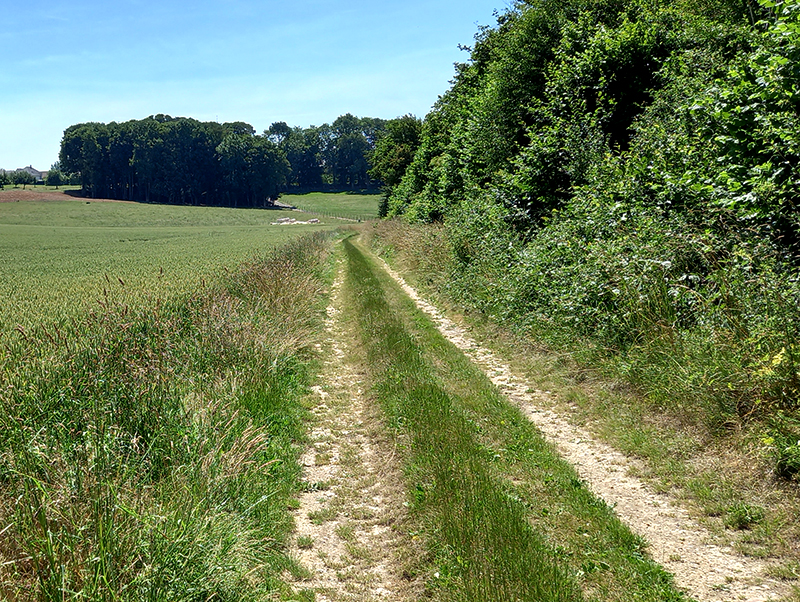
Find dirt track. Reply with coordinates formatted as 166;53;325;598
288;261;424;601
0;189;134;203
289;244;795;601
376;255;793;602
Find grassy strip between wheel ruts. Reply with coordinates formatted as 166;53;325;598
0;231;338;601
342;236;689;602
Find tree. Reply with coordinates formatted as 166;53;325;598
130;118;167;203
217;133;250;207
0;171;8;189
59;122;111;198
217;133;289;207
369;115;422;193
223;121;256;136
270;125;324;191
326;114;386;189
246;136;290;205
14;171;33;189
293;127;325;190
45;169;63;188
267;121;292;145
12;170;35;189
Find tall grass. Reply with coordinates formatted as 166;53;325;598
0;232;335;600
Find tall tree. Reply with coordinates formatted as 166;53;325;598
326;114;386;189
217;132;288;207
369;114;422;194
45;163;63;188
267;121;293;145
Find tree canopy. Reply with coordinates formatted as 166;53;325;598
384;0;794;240
45;169;63;188
59;114;387;206
12;170;36;189
374;0;800;431
368;115;423;213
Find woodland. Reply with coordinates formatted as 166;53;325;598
57;113;385;206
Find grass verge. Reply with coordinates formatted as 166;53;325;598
342;236;687;602
0;231;337;600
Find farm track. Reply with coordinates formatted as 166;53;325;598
373;251;793;602
290;239;793;601
287;261;424;601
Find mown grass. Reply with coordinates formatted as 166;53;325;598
342;236;687;602
0;231;338;601
282;192;380;221
364;219;800;584
0;199;334;332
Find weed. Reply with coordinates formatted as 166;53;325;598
724;503;766;530
287;589;317;602
365;209;800;478
766;413;800;479
308;507;338;525
767;561;800;581
348;506;376;520
335;523;356;542
301;480;331;492
345;543;374;561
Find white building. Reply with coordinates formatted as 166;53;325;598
0;166;48;182
19;166;47;182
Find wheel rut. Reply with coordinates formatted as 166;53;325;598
287;261;422;601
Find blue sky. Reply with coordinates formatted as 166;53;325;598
0;0;504;171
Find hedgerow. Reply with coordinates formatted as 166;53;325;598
379;0;800;476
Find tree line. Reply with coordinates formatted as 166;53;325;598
58;113;387;206
379;0;800;253
0;170;36;189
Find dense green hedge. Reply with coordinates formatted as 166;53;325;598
379;0;800;476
